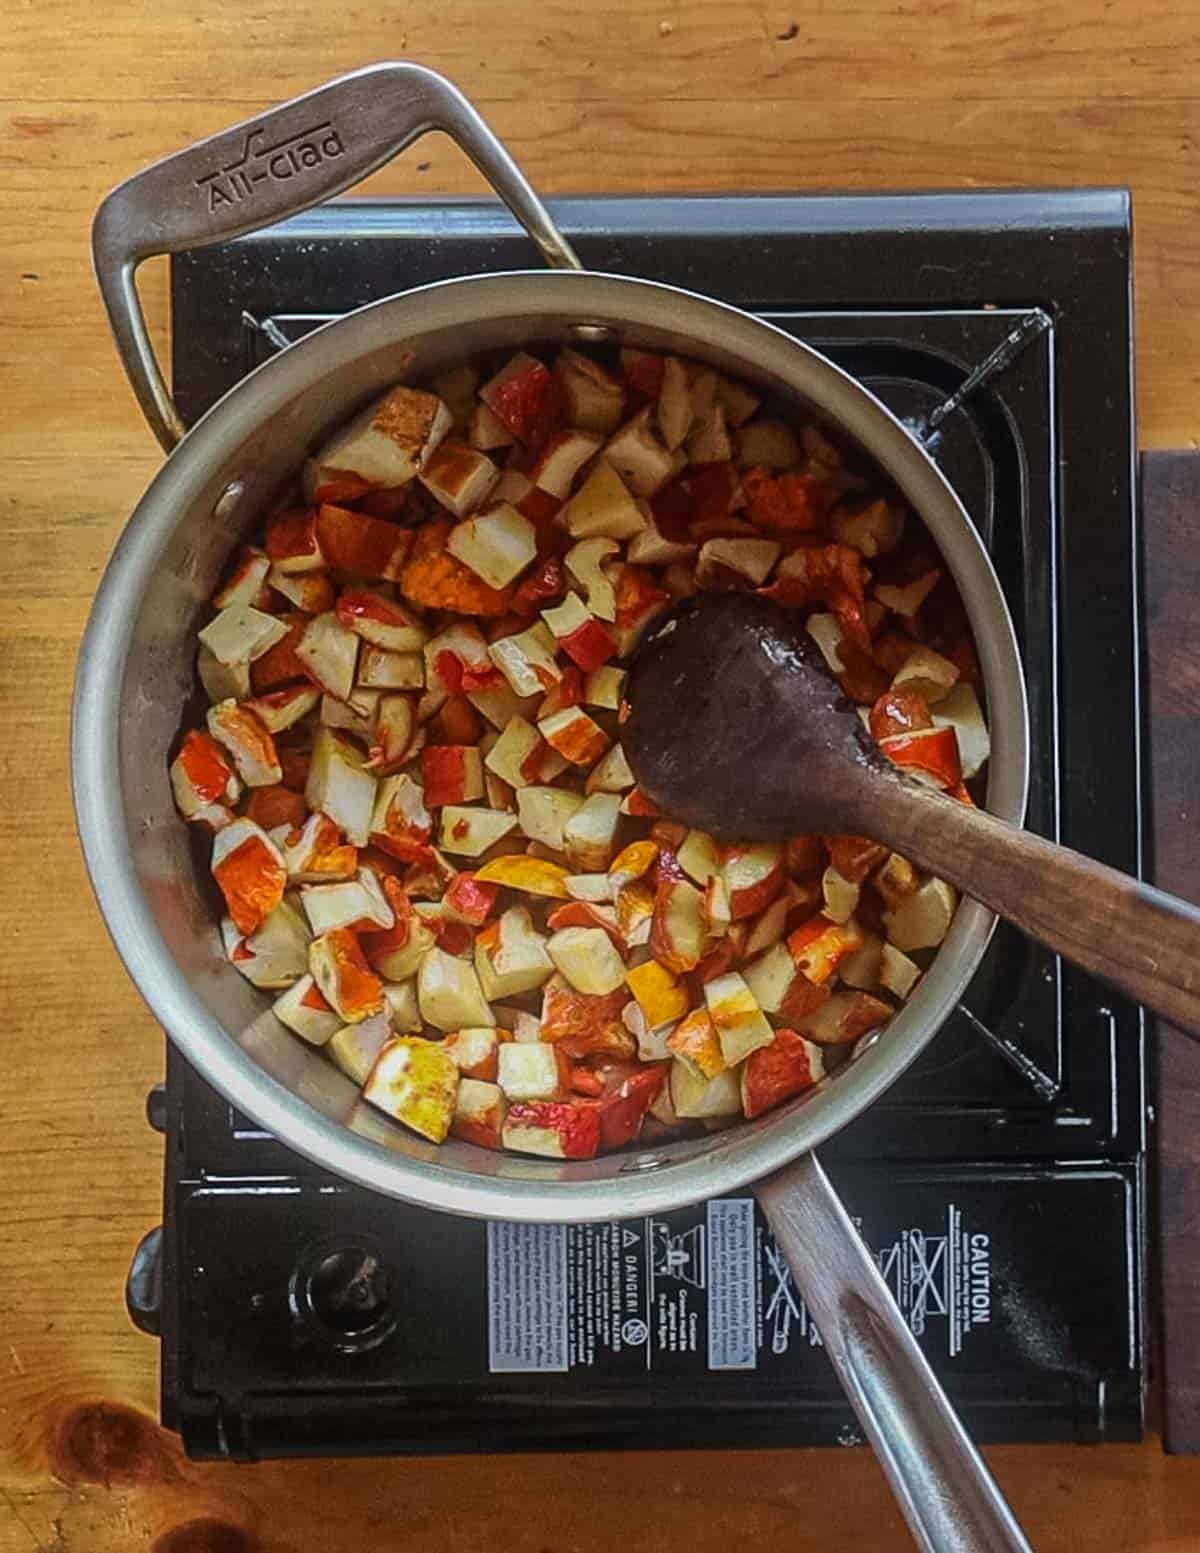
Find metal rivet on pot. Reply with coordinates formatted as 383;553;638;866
570;323;616;344
619;1153;668;1173
212;479;245;522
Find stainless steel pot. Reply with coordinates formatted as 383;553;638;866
76;63;1033;1553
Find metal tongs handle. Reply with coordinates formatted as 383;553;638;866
91;62;581;451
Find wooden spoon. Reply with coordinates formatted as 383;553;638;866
623;590;1200;1037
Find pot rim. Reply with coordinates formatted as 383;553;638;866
73;268;1030;1222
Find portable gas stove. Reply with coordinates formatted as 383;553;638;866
125;190;1146;1459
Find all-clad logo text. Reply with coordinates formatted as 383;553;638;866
195;120;345;210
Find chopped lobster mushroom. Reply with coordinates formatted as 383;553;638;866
309;927;385;1022
364;1036;460;1142
274;973;342;1045
475;906;555;999
447;503;537;589
740;1028;824;1118
311;384;451;491
417;946;493;1031
556;349;625;434
171;730;240;819
328;1011;394;1083
221;898;309;988
452;1078;508;1149
418;439;499;518
198;604;288;667
561;460;646;540
173;344;990;1159
301;868;394;936
307;727;377;846
207;701;282;787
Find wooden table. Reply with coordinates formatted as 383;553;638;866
5;4;1200;1548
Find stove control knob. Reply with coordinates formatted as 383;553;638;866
145;1084;167;1133
294;1240;396;1350
126;1225;163;1337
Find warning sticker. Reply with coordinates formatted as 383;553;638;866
485;1194;997;1376
487;1222;569;1372
706;1200;758;1370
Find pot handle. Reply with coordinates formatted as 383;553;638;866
92;62;582;452
756;1155;1033;1553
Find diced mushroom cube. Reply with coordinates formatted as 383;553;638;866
327;1010;394;1082
486;621;562;699
221;897;310;988
704;971;774;1066
213;547;272;610
421;745;484;807
313;384;452;489
269;566;337;615
446;502;537;589
198;604;288;667
528;428;603;497
357;646;425;690
583;665;626;711
451;1076;508;1149
382;978;422;1032
301;867;395;936
560;460;647;541
547;925;627;996
555;349;625;434
881;942;922;999
475;906;556;999
364;1036;460;1142
418;439;499;518
479;353;562;448
562;792;622;872
469;399;515;451
583;744;634;796
439;805;520;857
932;684;992;779
335;589;427;652
295;611;359;701
197;645;252;704
496;1042;566;1103
883;876;959;952
417;946;492;1031
306;726;377;846
170;729;240;819
369;772;433;860
309;926;385;1022
538;706;609;766
626;959;689;1028
282;811;357;883
666;1007;725;1079
443;1026;505;1081
516;785;585;851
735;418;800;469
541;592;618;673
207;701;282;787
274;972;343;1045
483;714;564;790
794;989;891;1045
696;537;781;587
649;878;707;974
246;683;320;734
502;1100;600;1159
740;1028;824;1118
669;1061;741;1120
211;817;287;936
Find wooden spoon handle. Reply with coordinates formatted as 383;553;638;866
874;783;1200;1038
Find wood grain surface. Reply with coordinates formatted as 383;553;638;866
4;4;1200;1549
1144;451;1200;1458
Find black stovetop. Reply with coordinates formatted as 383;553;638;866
137;191;1145;1459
